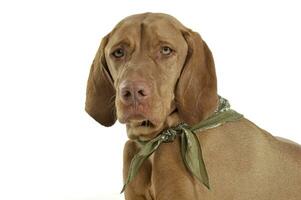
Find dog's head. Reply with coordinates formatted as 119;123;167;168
85;13;218;140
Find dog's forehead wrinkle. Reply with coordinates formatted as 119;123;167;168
146;23;180;40
140;22;145;46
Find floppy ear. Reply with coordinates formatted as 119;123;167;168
176;30;218;125
85;34;116;127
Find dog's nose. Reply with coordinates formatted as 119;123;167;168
119;80;150;105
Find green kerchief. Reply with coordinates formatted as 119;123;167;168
121;96;243;193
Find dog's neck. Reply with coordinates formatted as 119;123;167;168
198;94;220;123
169;94;219;128
166;110;181;128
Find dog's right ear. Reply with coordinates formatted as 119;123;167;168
85;34;116;127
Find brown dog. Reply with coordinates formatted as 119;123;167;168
85;13;301;200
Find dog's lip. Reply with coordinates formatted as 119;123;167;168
127;118;156;128
120;113;158;127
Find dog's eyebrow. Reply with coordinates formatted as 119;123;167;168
158;40;176;49
149;39;177;51
109;38;131;50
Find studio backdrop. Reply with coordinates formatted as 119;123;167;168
0;0;300;200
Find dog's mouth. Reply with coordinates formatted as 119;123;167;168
119;106;178;140
125;117;164;140
130;119;155;129
139;120;154;128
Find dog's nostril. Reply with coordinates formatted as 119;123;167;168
137;89;146;97
121;88;132;100
123;90;131;97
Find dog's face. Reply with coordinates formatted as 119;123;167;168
86;13;218;141
105;14;188;140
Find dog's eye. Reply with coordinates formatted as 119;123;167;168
112;48;125;58
160;46;173;56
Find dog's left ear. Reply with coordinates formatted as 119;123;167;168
176;30;218;125
85;34;116;127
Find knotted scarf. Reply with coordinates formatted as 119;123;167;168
121;96;243;193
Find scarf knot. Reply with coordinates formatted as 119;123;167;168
161;123;189;143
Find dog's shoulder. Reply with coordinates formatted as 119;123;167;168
197;117;275;148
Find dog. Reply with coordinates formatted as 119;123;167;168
85;13;301;200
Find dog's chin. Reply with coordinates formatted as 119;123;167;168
125;111;181;141
126;121;165;141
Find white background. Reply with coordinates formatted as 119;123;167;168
0;0;300;200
